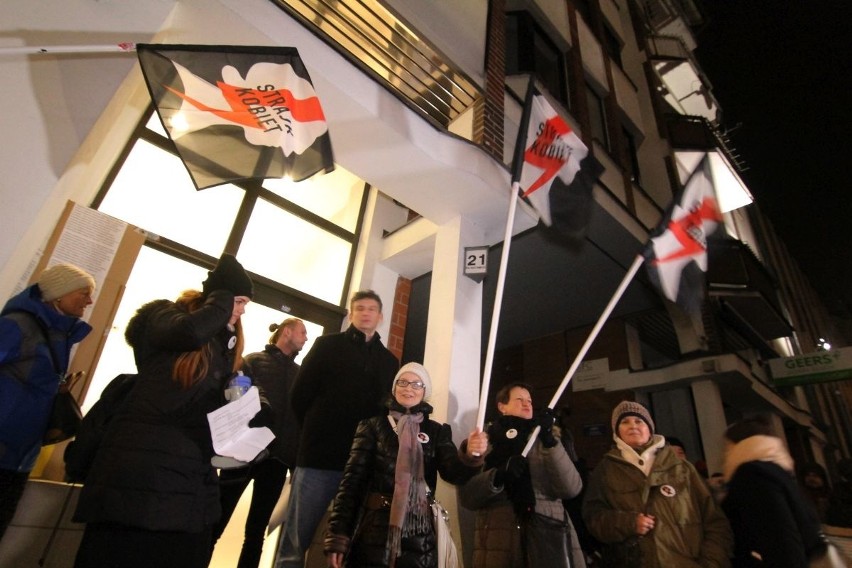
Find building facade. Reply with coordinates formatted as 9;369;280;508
0;0;847;566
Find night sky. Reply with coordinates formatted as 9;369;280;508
693;1;852;338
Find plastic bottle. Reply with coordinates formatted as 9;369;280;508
224;371;251;401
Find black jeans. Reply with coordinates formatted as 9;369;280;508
212;458;288;568
0;468;29;541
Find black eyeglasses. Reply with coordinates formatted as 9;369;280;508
395;379;425;390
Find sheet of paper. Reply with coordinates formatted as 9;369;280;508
207;386;275;462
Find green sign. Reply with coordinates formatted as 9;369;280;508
768;347;852;387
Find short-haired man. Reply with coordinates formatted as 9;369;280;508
212;317;308;568
275;291;399;568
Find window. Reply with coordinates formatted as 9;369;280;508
602;25;623;68
586;83;610;151
506;12;570;108
90;108;368;403
623;126;641;184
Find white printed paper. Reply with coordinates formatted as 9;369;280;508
207;386;275;462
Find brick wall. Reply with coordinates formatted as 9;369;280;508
388;276;412;361
482;0;506;162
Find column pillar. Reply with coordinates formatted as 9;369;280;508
422;215;485;568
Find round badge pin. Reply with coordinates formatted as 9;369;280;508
506;428;518;439
660;484;676;497
418;432;430;444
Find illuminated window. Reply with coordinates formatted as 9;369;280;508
89;109;367;402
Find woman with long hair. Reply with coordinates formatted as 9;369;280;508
73;254;254;568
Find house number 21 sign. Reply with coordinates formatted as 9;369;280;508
463;246;488;282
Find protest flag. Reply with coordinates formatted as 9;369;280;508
136;44;334;190
513;82;602;244
643;155;722;315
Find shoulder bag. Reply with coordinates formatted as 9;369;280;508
431;498;459;568
20;312;84;445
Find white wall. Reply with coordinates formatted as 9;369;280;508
0;0;177;295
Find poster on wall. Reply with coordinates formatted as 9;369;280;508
29;201;146;480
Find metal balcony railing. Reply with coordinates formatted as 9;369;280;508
269;0;483;134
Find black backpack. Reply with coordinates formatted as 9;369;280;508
64;373;137;483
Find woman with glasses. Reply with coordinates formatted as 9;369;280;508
323;362;488;568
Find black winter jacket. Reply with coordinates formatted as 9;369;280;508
723;460;824;567
73;290;236;533
291;325;398;470
327;399;482;568
242;344;300;467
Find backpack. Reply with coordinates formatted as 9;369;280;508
64;373;137;483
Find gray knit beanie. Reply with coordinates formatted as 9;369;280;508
393;362;432;402
611;400;655;436
38;263;96;302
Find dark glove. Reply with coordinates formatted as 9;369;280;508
534;407;558;448
493;455;528;488
248;404;275;429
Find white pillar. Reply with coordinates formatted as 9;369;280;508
422;215;485;568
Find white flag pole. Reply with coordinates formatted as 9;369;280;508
475;181;523;432
521;253;646;456
474;77;537;437
0;44;136;56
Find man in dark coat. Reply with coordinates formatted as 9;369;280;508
275;290;399;568
212;317;308;568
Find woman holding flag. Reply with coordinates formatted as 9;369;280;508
460;382;585;568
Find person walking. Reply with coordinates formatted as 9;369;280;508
721;415;826;567
276;290;399;568
211;317;308;568
0;263;95;540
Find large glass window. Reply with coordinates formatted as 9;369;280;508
88;108;367;405
98;138;244;257
84;248;323;413
238;197;351;305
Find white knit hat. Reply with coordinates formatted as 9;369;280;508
38;263;96;302
393;362;432;402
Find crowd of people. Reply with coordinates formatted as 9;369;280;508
2;256;852;568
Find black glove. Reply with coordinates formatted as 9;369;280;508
534;407;558;448
493;455;528;488
248;404;275;429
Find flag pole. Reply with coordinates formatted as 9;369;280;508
0;44;137;56
474;77;537;435
521;253;646;456
475;180;522;432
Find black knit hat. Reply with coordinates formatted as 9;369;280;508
202;254;254;298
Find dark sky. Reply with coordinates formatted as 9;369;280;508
693;2;852;334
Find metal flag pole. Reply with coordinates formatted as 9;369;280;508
521;253;646;456
0;44;136;56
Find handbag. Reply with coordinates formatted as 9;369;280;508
431;499;459;568
43;372;83;445
23;311;85;445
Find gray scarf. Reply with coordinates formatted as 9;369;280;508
386;409;430;568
